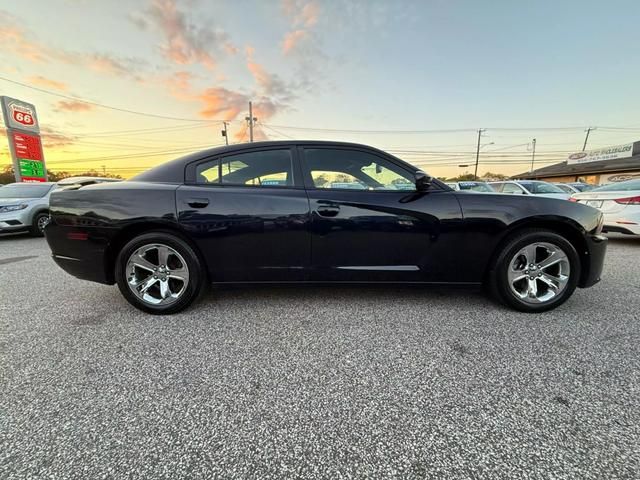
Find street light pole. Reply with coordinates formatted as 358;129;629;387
582;127;595;151
221;121;228;145
530;138;536;172
474;128;485;179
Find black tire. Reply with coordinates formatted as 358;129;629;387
115;231;206;314
488;229;581;313
30;211;49;237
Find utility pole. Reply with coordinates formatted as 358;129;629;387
530;138;536;172
221;121;228;145
102;165;106;175
474;128;485;179
582;127;595;151
245;101;257;142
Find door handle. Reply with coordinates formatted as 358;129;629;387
317;203;340;217
187;198;210;208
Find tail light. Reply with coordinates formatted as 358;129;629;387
569;197;579;202
614;196;640;205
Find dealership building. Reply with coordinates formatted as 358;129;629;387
513;141;640;185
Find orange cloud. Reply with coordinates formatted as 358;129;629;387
0;10;145;80
281;0;320;54
246;48;295;100
28;76;68;91
282;30;307;54
55;100;95;113
197;87;249;120
142;0;236;69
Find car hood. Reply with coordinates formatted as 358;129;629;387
0;197;39;205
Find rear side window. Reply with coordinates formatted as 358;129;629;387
195;149;294;187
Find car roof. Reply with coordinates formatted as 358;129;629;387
132;140;419;183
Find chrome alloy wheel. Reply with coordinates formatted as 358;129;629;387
507;242;571;304
37;215;50;232
125;243;190;306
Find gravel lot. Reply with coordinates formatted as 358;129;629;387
1;233;639;479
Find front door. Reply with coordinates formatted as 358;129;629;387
177;146;310;282
300;146;463;282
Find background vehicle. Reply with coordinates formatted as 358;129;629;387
445;181;495;192
45;141;606;315
489;180;571;199
570;179;640;235
0;182;58;236
556;182;595;194
57;176;121;188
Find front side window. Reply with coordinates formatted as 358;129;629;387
195;149;294;187
303;148;414;191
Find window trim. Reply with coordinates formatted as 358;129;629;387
185;145;304;189
298;145;427;193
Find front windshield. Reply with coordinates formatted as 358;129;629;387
0;184;52;199
458;182;494;192
525;182;565;194
591;179;640;192
572;184;594;192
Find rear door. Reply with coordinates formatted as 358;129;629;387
176;146;311;282
299;146;463;282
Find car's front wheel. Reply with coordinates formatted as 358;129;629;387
489;229;580;312
115;232;206;314
30;211;49;237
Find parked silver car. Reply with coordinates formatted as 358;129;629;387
488;180;571;200
0;182;58;236
0;177;120;236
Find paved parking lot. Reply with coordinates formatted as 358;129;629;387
1;233;639;479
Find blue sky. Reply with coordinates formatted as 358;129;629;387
1;0;639;178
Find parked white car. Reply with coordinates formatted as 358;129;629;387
570;179;640;235
488;180;571;200
445;181;495;192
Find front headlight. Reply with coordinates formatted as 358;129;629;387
0;204;29;213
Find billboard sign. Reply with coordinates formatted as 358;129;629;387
567;143;634;165
1;96;47;182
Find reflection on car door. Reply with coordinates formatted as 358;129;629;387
300;146;463;282
176;147;311;282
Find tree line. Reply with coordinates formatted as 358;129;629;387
0;165;123;184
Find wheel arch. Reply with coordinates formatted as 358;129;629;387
485;216;590;286
105;222;208;284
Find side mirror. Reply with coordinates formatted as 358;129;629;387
415;170;432;191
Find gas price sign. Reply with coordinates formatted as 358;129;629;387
1;96;48;182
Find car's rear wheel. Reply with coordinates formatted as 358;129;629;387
30;212;49;237
489;229;580;312
115;232;206;314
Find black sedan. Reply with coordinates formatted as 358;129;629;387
45;141;607;314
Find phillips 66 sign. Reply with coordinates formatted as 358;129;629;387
1;96;48;182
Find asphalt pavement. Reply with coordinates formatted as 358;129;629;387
1;233;639;479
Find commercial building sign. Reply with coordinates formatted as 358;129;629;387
567;143;634;165
1;96;47;182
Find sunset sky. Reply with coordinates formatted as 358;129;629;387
1;0;640;179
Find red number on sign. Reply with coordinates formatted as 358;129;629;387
13;110;35;126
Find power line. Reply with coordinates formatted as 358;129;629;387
0;76;222;123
